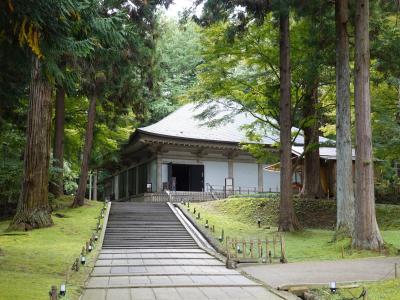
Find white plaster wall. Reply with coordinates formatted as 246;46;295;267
204;161;228;190
263;170;280;192
233;162;258;190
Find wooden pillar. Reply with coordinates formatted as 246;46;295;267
228;159;234;191
135;167;139;195
125;170;129;199
114;174;119;200
228;159;234;178
157;157;162;192
258;164;264;192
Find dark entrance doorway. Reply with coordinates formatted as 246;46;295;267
169;164;204;191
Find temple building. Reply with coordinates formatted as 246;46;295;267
103;103;346;201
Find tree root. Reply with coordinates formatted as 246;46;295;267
8;208;53;231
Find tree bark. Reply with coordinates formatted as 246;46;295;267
72;94;97;207
352;0;383;250
278;9;300;232
93;170;98;201
300;80;325;199
335;0;355;237
9;56;53;230
49;86;65;197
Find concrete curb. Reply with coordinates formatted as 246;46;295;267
174;203;228;258
79;201;111;300
175;204;300;300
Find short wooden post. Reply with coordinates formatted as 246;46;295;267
219;229;224;241
258;239;262;259
235;239;239;258
242;240;246;258
280;234;287;263
212;224;215;232
273;235;277;258
75;257;80;271
265;237;270;262
193;208;196;214
49;285;58;300
225;237;230;260
250;240;254;259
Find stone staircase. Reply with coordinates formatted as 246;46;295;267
81;202;284;300
102;203;198;249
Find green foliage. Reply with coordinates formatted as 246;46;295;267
188;198;400;262
0;120;25;215
148;17;202;122
0;199;103;299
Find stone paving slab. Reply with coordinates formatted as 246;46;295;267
81;286;283;300
86;274;258;288
80;203;287;300
95;258;224;267
100;248;206;254
98;252;213;259
92;265;239;276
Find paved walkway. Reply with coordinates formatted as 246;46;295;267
240;257;400;288
81;202;285;300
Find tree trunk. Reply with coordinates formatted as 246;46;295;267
93;170;98;201
278;9;300;232
72;94;97;207
300;80;325;199
335;0;355;237
49;86;65;197
9;56;53;230
352;0;383;250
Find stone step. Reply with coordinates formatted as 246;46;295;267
91;266;239;276
81;286;277;300
95;259;224;267
86;274;259;289
100;249;206;254
98;253;213;259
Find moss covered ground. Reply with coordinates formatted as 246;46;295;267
0;196;103;300
186;197;400;299
187;197;400;262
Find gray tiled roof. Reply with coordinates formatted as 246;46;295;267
292;146;355;160
138;103;331;146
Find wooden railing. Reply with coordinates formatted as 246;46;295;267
225;234;287;264
143;191;221;203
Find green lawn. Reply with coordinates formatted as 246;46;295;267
185;197;400;262
313;279;400;300
0;197;104;300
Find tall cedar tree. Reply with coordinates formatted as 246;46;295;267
196;0;300;230
10;56;53;229
50;86;66;197
352;0;383;249
71;0;172;207
72;93;97;207
335;0;355;236
4;0;93;229
278;7;300;232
